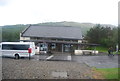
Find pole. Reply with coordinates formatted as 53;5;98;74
28;48;31;60
116;44;118;52
29;53;30;60
62;44;64;53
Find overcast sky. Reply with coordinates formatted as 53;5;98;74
0;0;119;26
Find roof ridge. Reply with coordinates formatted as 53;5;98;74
31;25;81;28
21;24;31;36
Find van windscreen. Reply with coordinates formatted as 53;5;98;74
2;44;29;50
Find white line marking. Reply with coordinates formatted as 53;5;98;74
46;55;54;60
67;55;71;60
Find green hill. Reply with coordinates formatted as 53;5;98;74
1;21;116;42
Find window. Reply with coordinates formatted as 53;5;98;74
51;43;56;49
2;44;29;50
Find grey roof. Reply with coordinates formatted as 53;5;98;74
21;25;83;40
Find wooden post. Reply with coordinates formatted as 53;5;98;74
78;45;80;50
94;46;96;55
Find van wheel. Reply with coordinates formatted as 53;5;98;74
15;54;19;59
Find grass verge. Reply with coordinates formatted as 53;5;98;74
91;46;120;55
95;46;108;53
92;68;119;79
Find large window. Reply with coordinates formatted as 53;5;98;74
2;44;29;50
39;43;48;51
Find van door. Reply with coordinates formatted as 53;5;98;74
30;42;35;55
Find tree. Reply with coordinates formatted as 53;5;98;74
85;24;118;48
86;24;103;43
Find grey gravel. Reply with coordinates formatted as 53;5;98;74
2;57;93;79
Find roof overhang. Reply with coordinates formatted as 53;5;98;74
20;40;99;46
21;36;83;40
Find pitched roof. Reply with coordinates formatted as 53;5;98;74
21;25;83;40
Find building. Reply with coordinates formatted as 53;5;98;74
20;25;90;53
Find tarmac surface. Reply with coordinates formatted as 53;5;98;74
34;54;119;68
72;55;119;68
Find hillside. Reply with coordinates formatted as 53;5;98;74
1;21;116;42
37;21;95;35
37;21;116;35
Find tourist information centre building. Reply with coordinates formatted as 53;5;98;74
20;25;97;54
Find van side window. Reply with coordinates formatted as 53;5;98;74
2;44;29;50
2;44;11;50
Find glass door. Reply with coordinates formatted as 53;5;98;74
64;44;71;52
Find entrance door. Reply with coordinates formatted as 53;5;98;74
64;44;71;52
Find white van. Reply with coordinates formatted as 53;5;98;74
0;42;35;59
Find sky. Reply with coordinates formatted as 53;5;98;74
0;0;119;26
